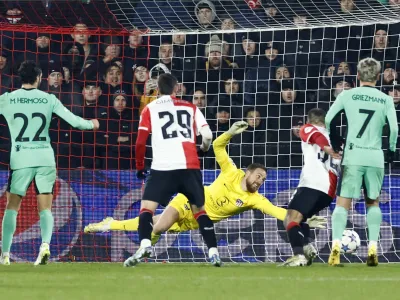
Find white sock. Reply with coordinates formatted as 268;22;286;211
208;247;219;258
369;241;377;248
2;252;9;257
140;239;151;248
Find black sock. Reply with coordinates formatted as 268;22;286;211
287;222;304;255
300;222;311;245
138;209;153;242
195;212;217;249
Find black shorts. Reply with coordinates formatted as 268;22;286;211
288;187;333;220
142;169;205;208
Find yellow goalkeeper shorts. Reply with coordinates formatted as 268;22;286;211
168;194;200;233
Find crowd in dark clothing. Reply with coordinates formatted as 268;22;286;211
0;3;399;170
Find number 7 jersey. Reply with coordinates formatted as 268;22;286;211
0;88;94;170
325;86;398;169
137;95;208;170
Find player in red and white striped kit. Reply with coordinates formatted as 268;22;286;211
282;108;342;267
124;73;221;267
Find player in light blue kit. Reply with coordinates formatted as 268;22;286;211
0;61;99;265
325;58;398;267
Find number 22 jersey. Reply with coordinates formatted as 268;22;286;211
0;88;94;170
136;95;209;171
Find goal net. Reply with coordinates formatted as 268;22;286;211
0;0;399;264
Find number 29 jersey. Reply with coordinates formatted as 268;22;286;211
138;95;209;170
298;124;340;198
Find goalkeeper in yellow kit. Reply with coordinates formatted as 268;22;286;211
85;121;326;260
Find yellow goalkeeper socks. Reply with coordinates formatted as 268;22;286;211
110;217;139;231
1;209;17;253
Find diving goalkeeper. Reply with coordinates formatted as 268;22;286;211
85;121;326;256
0;61;99;266
326;57;398;267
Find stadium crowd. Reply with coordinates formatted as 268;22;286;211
0;1;399;170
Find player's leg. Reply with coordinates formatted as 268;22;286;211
1;169;34;265
363;167;384;267
281;188;314;266
329;165;363;266
124;170;177;267
181;170;220;267
34;167;57;266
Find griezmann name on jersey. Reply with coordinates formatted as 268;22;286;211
0;88;94;170
325;86;398;168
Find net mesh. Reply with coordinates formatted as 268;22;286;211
0;0;399;263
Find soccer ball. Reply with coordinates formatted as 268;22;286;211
341;230;361;254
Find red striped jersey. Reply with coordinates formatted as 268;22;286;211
136;95;208;170
298;124;340;198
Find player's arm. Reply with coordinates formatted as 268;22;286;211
194;106;212;152
135;105;151;173
325;93;345;151
300;125;341;159
213;121;248;173
386;97;399;153
52;95;97;130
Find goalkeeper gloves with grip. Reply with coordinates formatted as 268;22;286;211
136;169;148;180
306;216;327;229
227;121;248;136
385;150;398;163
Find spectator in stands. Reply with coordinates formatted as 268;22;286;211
211;106;231;138
102;36;121;60
132;65;149;100
71;23;98;62
100;90;137;170
362;25;396;62
238;32;260;69
0;51;11;94
211;78;244;121
101;62;129;101
197;36;238;96
340;0;355;13
172;33;196;83
381;62;398;85
332;75;354;100
195;0;216;29
82;81;105;108
192;89;207;109
63;43;86;79
388;85;400;105
122;29;149;82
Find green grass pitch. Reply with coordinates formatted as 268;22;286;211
0;263;399;300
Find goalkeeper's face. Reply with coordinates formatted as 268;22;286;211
245;168;267;193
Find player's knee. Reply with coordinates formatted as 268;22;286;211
365;198;379;207
152;222;166;235
285;209;303;227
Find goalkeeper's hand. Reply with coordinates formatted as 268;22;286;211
197;146;208;157
227;121;248;136
306;215;327;229
136;169;148;180
385;150;398;163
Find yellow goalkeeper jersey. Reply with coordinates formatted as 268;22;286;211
203;133;286;222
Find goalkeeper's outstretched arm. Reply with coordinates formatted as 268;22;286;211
213;121;248;173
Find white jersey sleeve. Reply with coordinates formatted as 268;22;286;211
194;106;209;135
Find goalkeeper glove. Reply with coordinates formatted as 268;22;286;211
227;121;248;136
306;215;327;229
197;146;208;157
385;150;398;163
136;169;148;180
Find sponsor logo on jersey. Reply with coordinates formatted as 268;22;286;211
15;145;21;152
349;143;354;150
10;98;49;104
235;199;244;207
